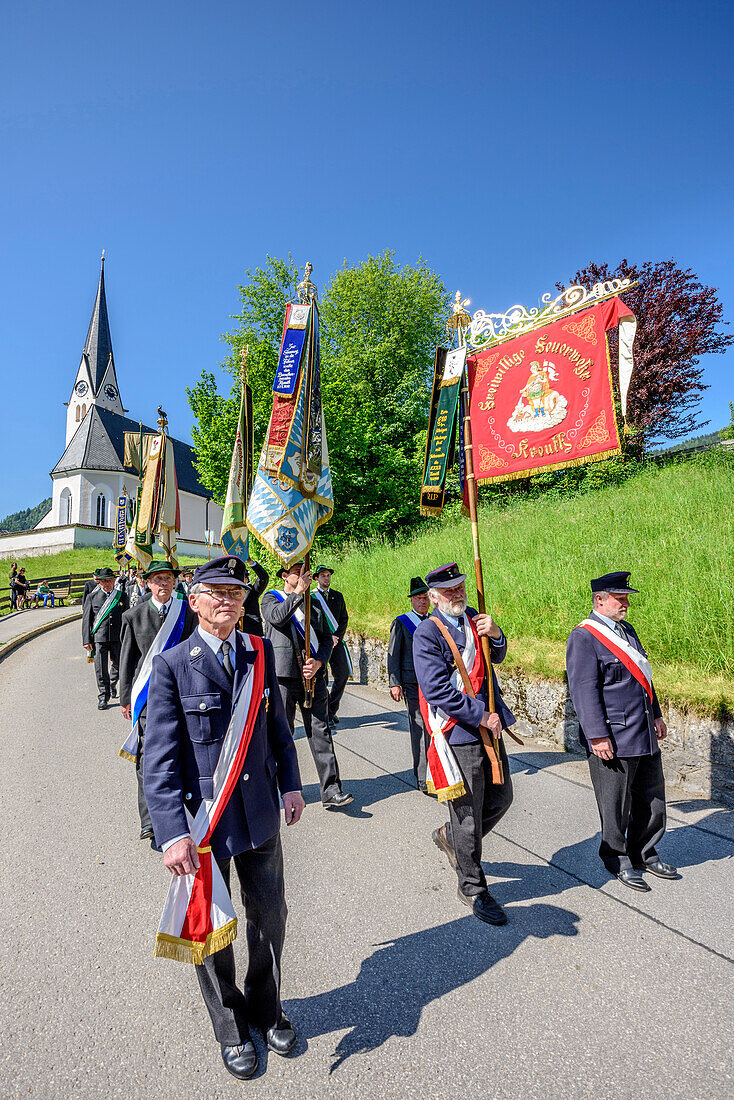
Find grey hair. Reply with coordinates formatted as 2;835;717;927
593;590;611;601
188;582;206;597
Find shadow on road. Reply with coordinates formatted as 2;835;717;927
300;769;417;817
285;906;579;1072
509;751;580;774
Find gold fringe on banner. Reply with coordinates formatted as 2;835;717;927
154;919;238;965
427;779;466;802
118;748;136;764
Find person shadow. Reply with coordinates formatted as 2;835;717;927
285;906;579;1072
299;769;417;818
334;709;408;735
509;751;580;775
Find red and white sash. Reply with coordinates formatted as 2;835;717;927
579;618;653;702
154;634;265;964
419;614;485;802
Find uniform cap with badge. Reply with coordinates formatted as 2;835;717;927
192;555;249;588
425;562;468;589
590;571;638;594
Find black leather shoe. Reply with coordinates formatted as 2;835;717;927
140;827;155;841
323;791;353;809
330;714;340;725
265;1018;296;1056
97;697;108;710
110;685;118;698
432;825;458;870
643;859;678;879
221;1042;257;1080
457;888;508;925
616;868;650;891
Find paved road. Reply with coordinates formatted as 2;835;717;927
1;622;732;1099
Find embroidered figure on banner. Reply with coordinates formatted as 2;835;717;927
507;359;568;433
276;524;299;555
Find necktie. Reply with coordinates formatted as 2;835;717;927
614;622;626;640
158;604;167;622
220;640;234;683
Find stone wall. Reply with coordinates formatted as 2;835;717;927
345;630;734;808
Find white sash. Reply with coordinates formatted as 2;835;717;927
312;589;353;677
268;590;318;655
422;614;478;735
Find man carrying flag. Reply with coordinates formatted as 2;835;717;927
82;567;127;710
144;555;304;1081
566;572;677;891
118;560;197;844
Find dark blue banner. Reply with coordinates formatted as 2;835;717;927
273;326;307;396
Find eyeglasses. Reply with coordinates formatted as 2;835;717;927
197;587;244;602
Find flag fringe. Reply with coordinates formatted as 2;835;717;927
118;748;137;764
154;919;238;965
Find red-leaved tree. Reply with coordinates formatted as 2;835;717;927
559;259;733;452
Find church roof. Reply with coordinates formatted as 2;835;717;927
84;258;115;395
51;406;211;498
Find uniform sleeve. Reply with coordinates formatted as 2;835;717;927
263;639;302;794
143;654;189;847
387;619;403;687
566;628;609;742
261;590;303;627
118;612;140;707
413;621;485;730
248;560;269;598
335;593;348;638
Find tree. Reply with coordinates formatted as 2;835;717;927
188;252;449;543
0;498;52;533
559;259;733;452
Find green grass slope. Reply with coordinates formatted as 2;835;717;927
1;549;203;591
332;452;734;715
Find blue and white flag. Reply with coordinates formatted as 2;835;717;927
118;596;188;764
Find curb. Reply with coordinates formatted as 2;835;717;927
0;611;83;665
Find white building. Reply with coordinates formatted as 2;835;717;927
0;258;222;560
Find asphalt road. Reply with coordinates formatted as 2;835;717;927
1;622;732;1099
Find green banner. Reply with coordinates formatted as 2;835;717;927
420;348;462;517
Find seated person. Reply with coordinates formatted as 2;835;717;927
33;581;55;608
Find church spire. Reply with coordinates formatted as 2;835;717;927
83;252;114;396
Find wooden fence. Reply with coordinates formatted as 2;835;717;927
0;572;94;613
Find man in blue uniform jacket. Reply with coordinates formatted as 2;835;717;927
144;555;305;1082
566;571;677;892
413;563;516;927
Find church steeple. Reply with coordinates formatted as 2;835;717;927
66;254;124;445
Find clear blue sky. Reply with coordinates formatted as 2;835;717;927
2;0;732;516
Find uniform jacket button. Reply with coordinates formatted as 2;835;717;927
243;773;249;781
185;792;192;800
199;701;207;710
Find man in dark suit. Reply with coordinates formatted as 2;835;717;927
82;569;102;604
312;564;349;725
261;562;352;810
566;571;677;891
241;556;269;637
413;563;515;926
388;576;432;792
82;567;127;709
119;560;197;842
144;555;305;1081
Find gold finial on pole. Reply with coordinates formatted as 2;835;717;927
446;290;472;348
297;260;317;303
101;249;105;264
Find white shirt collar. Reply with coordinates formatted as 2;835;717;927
594;610;625;633
197;624;238;660
437;608;463;630
151;596;172;613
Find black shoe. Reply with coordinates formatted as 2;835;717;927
97;697;109;710
265;1018;296;1056
432;825;458;871
323;791;353;809
457;888;508;925
330;714;339;725
221;1042;257;1080
110;685;118;698
643;859;678;879
616;868;650;891
140;827;155;841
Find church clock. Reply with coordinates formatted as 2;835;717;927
75;380;88;396
104;384;118;400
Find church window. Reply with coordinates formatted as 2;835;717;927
60;489;72;525
82;403;87;418
96;493;107;527
76;405;81;422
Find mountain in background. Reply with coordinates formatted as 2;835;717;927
0;498;52;533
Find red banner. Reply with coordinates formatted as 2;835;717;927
468;298;633;483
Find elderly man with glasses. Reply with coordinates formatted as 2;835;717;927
144;556;304;1081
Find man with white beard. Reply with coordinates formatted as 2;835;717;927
413;563;517;926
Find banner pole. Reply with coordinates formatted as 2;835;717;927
302;551;313;709
452;300;504;784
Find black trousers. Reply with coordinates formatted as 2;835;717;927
587;751;667;873
135;713;151;832
278;675;342;801
326;642;350;719
446;739;514;897
93;640;120;699
195;834;287;1045
403;683;430;788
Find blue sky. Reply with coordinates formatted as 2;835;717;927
2;0;732;516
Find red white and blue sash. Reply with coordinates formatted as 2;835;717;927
419;613;485;802
579;618;654;702
154;633;265;964
119;596;189;764
312;589;353;676
268;589;318;656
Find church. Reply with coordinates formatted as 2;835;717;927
0;258;222;560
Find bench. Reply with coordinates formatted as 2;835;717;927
31;581;71;608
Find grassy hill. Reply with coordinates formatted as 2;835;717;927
331;450;734;716
1;548;205;588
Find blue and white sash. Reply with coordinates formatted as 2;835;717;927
312;589;353;676
118;596;188;763
397;611;424;637
268;589;318;656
